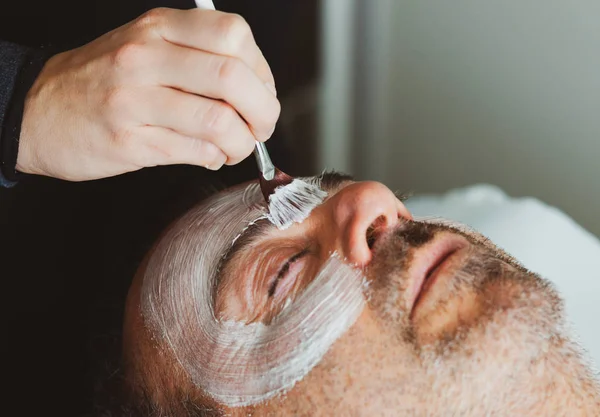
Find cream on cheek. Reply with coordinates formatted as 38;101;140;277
140;182;367;407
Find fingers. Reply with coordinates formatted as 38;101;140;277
153;43;280;141
136;8;275;87
116;8;279;169
135;86;256;165
132;125;228;169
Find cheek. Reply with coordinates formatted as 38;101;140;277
214;285;245;322
266;309;418;414
214;260;258;322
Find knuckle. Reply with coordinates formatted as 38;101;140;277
215;57;243;88
111;42;147;70
203;101;236;137
217;13;251;51
103;87;133;112
136;8;168;31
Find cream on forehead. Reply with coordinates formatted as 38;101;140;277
140;181;366;407
267;178;328;230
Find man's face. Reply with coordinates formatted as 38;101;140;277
124;173;599;416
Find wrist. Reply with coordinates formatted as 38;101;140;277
16;83;43;176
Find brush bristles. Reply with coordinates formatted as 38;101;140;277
267;179;328;230
259;169;293;202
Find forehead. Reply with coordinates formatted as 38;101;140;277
193;181;269;239
196;174;339;235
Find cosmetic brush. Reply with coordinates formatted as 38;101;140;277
195;0;327;229
253;142;327;229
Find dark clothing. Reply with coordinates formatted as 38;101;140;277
0;40;50;185
0;1;303;415
0;40;30;186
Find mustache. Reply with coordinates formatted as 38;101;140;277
367;219;551;304
365;220;499;305
365;221;439;301
374;218;528;272
369;220;438;260
368;220;500;280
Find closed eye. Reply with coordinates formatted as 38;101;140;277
268;249;310;298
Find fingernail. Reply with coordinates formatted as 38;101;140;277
206;162;223;171
207;153;227;170
265;82;277;97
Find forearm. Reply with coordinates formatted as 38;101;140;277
0;40;49;187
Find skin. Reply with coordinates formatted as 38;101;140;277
18;8;280;181
122;177;600;416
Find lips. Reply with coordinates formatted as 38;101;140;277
407;235;468;317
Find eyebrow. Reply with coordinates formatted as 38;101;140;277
216;170;354;277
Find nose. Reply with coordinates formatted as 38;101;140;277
319;181;411;266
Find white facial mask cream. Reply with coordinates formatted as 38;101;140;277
141;182;366;407
267;178;328;230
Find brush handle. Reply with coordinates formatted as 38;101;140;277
194;0;215;10
254;142;275;180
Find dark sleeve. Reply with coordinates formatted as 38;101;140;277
0;40;51;187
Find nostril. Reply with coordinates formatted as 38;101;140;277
366;228;377;249
366;215;387;249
